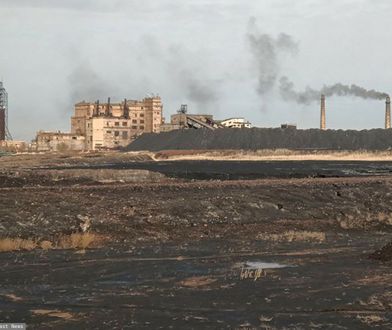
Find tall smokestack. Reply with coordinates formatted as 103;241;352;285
0;82;7;140
386;96;391;129
106;97;111;116
320;94;326;130
0;108;5;141
123;98;129;118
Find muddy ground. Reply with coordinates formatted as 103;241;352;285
1;153;392;329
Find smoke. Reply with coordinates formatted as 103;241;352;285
185;76;218;106
280;76;389;104
166;44;220;111
66;39;220;114
247;18;298;96
67;61;113;106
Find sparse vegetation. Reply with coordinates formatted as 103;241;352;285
0;238;36;252
57;233;100;250
0;233;104;252
257;231;326;243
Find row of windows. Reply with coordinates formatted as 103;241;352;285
106;126;144;134
105;131;128;138
110;122;128;127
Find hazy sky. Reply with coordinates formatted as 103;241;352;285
1;0;391;140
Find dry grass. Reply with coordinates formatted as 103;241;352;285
356;314;386;325
31;309;78;320
2;294;24;302
0;238;37;252
153;149;392;161
0;233;104;252
257;231;326;243
178;276;218;288
57;233;100;249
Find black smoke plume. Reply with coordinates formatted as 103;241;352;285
280;76;389;104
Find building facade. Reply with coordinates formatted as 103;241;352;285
36;131;86;152
71;97;163;150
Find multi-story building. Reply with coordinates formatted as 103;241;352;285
71;96;163;150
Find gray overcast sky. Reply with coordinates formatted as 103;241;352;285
1;0;391;140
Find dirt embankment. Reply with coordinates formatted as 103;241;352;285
153;149;392;161
0;151;154;170
126;127;392;151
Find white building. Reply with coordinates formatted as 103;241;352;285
220;117;251;128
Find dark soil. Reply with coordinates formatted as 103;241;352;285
126;127;392;151
1;235;392;329
2;176;392;241
42;160;392;181
370;242;392;262
2;156;392;328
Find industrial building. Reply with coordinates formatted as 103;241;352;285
160;104;252;132
36;96;163;151
219;117;252;128
36;131;86;152
71;97;163;150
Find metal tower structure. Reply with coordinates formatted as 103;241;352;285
0;82;12;140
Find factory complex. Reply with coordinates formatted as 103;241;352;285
34;97;253;152
1;80;392;152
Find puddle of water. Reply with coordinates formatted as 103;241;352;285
245;261;289;269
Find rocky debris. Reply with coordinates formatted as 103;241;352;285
77;215;92;233
126;127;392;151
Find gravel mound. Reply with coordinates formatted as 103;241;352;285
126;128;392;151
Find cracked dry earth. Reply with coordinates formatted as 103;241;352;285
1;157;392;328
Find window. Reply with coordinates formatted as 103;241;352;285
131;126;137;129
140;120;144;124
122;131;128;139
114;131;120;137
115;122;120;126
107;130;112;134
122;122;127;126
140;114;144;118
140;126;144;130
72;137;77;140
132;120;137;124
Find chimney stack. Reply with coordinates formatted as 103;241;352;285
386;96;391;129
320;94;326;130
106;97;111;116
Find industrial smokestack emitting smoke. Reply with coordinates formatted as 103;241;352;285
386;96;391;129
279;76;389;104
320;95;326;130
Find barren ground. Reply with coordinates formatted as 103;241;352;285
1;152;392;329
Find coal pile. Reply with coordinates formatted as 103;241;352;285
126;128;392;151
